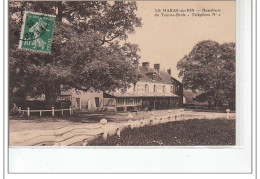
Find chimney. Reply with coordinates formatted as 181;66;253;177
154;63;160;73
142;62;150;69
167;68;171;75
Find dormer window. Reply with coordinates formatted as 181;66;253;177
152;73;156;80
145;72;156;81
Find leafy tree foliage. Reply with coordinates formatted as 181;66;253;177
9;1;142;108
177;40;235;108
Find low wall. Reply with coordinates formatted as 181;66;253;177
9;110;235;146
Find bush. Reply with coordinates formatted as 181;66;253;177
55;100;71;109
88;119;235;146
117;107;125;112
24;100;47;110
23;100;71;110
127;106;135;111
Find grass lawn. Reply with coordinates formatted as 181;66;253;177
88;119;235;146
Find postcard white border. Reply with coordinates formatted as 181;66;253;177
3;0;256;178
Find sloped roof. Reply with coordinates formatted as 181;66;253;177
137;66;176;84
104;92;179;98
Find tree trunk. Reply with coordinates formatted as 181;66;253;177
56;1;63;22
45;85;56;109
20;2;26;24
208;101;211;109
215;100;219;108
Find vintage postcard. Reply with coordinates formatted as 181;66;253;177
9;1;236;147
6;0;256;175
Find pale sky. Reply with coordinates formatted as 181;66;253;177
128;1;236;80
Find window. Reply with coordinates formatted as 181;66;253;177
117;98;124;106
134;98;142;105
170;86;173;93
152;73;156;80
95;97;99;107
76;98;81;108
145;84;149;92
163;85;166;93
125;99;134;106
154;85;157;93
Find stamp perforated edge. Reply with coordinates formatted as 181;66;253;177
18;11;56;54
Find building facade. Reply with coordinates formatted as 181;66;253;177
59;88;103;111
59;62;183;112
103;62;183;111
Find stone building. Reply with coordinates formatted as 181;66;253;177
103;62;183;111
59;62;183;112
59;88;103;111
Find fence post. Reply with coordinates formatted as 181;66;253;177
100;119;108;140
27;108;30;117
61;109;64;116
52;107;55;117
40;111;42;117
149;112;153;124
168;110;171;120
27;107;30;117
226;109;230;120
69;106;72;115
127;113;134;129
180;109;183;120
116;128;121;137
18;107;21;114
150;111;153;116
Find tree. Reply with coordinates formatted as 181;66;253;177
177;40;235;109
9;1;142;108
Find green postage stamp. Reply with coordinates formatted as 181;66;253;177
19;11;56;53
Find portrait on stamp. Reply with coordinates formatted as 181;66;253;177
19;11;55;53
